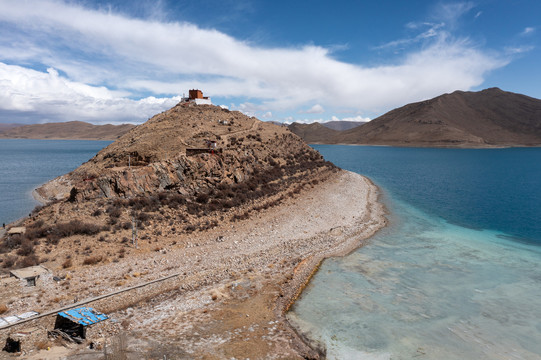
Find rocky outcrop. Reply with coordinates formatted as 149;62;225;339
37;103;330;204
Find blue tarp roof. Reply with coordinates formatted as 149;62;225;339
57;307;108;326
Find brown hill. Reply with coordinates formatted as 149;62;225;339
0;123;21;131
335;88;541;147
8;102;334;268
322;120;366;131
0;121;135;140
289;88;541;147
1;102;335;291
288;122;341;144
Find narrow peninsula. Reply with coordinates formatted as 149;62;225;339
0;101;385;358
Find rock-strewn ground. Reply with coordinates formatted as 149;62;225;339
0;170;385;359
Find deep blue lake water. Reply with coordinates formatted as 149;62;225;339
289;145;541;359
313;145;541;245
1;140;541;359
0;139;112;225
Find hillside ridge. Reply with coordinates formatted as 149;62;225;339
289;88;541;147
0;121;135;140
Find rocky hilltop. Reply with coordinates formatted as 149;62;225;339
290;88;541;147
0;121;135;140
37;103;331;204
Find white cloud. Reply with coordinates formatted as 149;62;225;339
262;111;272;118
234;102;267;117
290;114;370;125
330;115;370;122
0;0;508;124
434;2;475;28
520;27;535;36
0;62;178;123
290;118;326;124
505;46;534;55
339;115;371;122
300;104;325;114
377;22;444;50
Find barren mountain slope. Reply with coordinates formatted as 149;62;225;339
335;88;541;147
288;122;341;144
0;121;135;140
321;120;366;131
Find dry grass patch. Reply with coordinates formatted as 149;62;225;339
82;255;103;265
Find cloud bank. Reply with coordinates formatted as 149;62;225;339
0;0;508;123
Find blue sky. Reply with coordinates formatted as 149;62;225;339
0;0;539;125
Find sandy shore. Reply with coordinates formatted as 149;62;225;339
1;169;386;359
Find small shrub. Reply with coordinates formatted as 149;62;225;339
68;187;78;202
0;304;7;314
0;236;20;253
52;220;103;238
18;254;40;268
31;205;44;215
136;212;150;222
82;256;103;266
196;193;209;204
16;239;34;256
29;219;44;229
62;258;72;269
107;206;122;219
92;209;103;217
2;256;15;268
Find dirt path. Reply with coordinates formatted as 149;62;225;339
221;119;260;141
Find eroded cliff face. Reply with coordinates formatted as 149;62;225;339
37;103;327;203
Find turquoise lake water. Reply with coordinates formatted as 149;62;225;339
0;139;112;225
289;145;541;359
1;140;541;359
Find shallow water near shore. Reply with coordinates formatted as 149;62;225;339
289;145;541;359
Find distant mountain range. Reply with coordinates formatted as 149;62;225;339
289;88;541;147
2;88;539;147
321;120;366;131
0;121;135;140
0;123;20;131
266;120;364;131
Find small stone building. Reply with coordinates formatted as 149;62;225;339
9;265;49;286
6;227;25;236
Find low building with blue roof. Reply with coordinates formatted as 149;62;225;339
54;307;108;339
